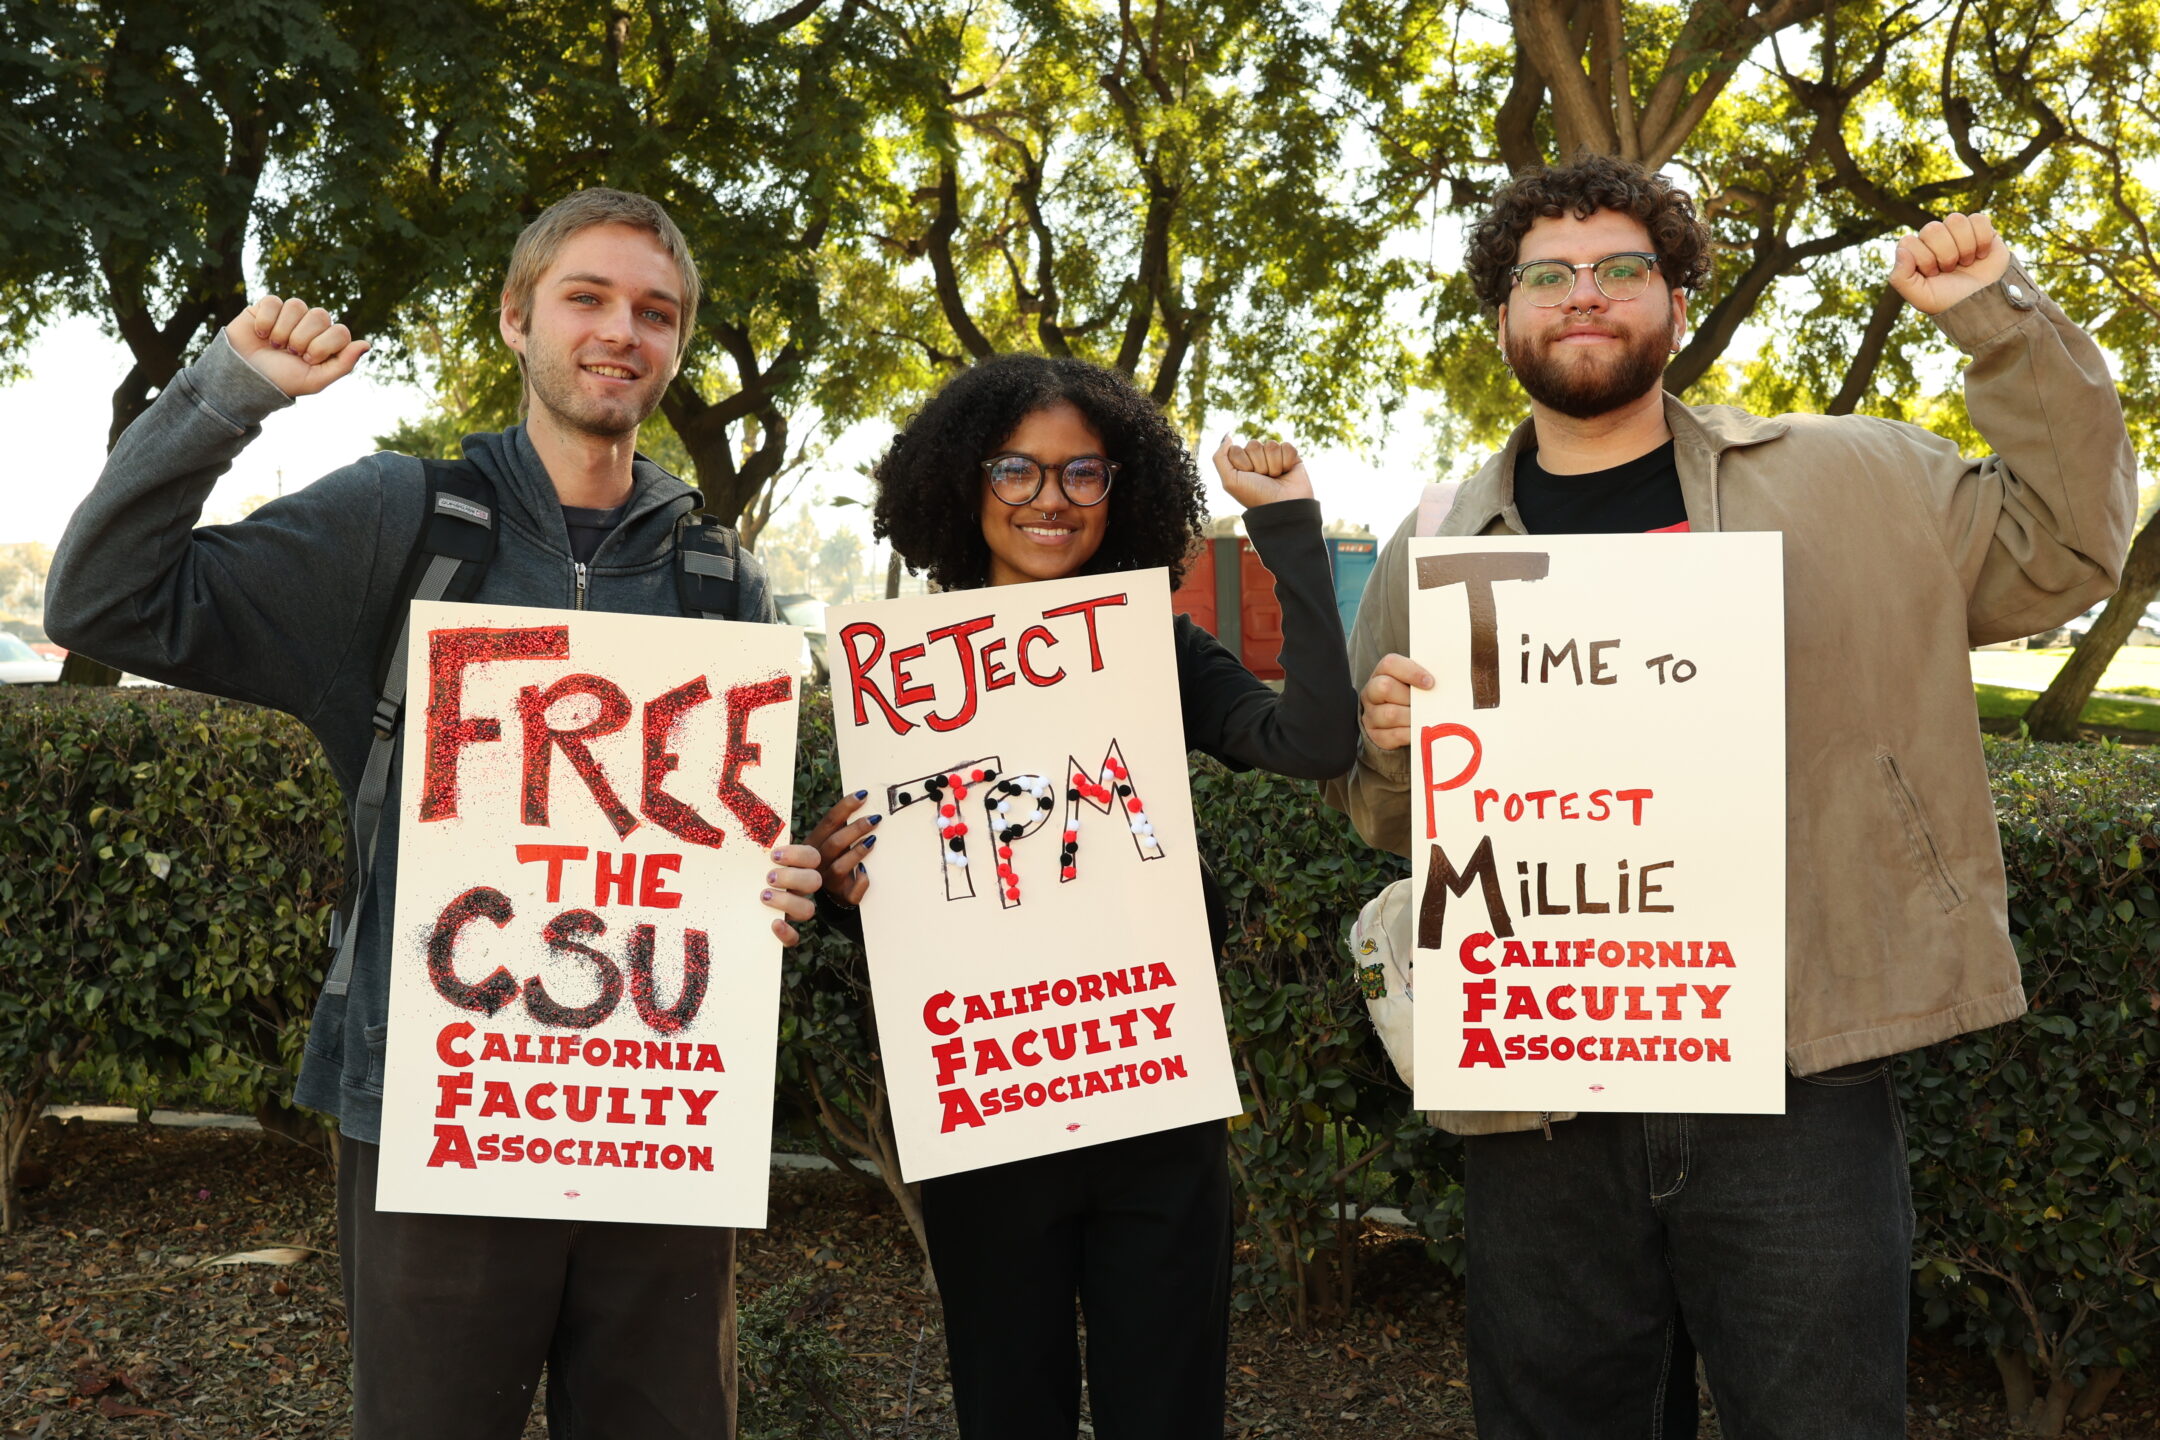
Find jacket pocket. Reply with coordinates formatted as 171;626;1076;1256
363;1023;390;1094
1877;752;1965;913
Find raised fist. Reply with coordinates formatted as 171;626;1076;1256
225;296;370;397
1889;212;2013;316
1211;432;1315;509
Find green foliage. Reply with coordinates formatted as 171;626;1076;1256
738;1275;865;1440
1905;736;2160;1398
2;687;2155;1387
0;687;341;1222
1193;757;1463;1321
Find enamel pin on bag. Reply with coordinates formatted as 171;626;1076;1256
1349;479;1459;1090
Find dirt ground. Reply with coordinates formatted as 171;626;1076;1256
0;1121;2151;1438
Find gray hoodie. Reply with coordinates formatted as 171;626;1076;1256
44;334;775;1142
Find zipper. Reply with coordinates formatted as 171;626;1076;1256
574;561;589;611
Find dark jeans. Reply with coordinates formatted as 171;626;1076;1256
921;1119;1233;1440
336;1139;737;1439
1463;1063;1912;1440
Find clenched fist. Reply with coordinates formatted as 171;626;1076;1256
1889;213;2012;316
226;296;370;397
1211;432;1315;509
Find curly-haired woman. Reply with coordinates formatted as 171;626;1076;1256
807;351;1359;1438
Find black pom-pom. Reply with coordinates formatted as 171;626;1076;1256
1067;787;1081;802
1037;796;1053;810
897;790;913;805
1116;783;1132;796
982;769;999;781
946;837;964;852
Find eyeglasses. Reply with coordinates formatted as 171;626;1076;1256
1508;252;1661;307
981;453;1118;507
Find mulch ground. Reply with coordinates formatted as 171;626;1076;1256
0;1121;2152;1438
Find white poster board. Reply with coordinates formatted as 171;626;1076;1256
828;571;1241;1181
1407;535;1786;1114
376;600;801;1226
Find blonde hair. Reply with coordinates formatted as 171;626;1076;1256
500;188;701;363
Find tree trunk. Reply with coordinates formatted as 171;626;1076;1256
1994;1347;2039;1424
2069;1366;2125;1422
2025;512;2160;740
0;1082;43;1234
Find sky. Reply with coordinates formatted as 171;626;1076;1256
0;315;1434;555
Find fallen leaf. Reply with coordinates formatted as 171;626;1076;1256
205;1247;312;1267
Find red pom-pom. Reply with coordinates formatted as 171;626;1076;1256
951;784;967;801
940;803;955;817
953;822;968;836
1061;866;1076;880
1005;887;1021;902
970;768;986;782
1107;760;1127;779
998;845;1013;859
1126;797;1143;813
997;865;1014;882
1062;828;1077;842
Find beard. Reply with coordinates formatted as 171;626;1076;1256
522;339;667;439
1507;319;1672;420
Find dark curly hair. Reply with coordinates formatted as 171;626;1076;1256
871;353;1208;592
1465;152;1713;313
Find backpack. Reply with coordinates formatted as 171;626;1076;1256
1351;479;1459;1089
323;458;751;996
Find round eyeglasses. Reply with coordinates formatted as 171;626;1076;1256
1509;252;1660;307
981;453;1118;507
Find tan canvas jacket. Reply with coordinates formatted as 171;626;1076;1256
1324;264;2139;1137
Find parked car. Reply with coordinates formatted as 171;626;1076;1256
0;634;63;684
774;593;829;682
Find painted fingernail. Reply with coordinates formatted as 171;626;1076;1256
761;889;774;901
771;849;786;861
854;789;868;800
863;835;878;849
766;869;778;883
868;814;883;826
857;864;868;882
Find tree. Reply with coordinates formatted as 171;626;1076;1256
0;0;478;445
860;0;1423;445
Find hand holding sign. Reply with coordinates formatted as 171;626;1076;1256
808;790;877;907
1359;653;1436;751
763;840;824;945
1212;433;1313;507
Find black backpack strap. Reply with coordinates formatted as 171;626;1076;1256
328;458;498;995
676;515;744;619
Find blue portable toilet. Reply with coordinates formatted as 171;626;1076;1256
1325;536;1379;635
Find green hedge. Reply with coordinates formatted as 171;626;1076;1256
1902;736;2160;1431
0;688;340;1225
0;690;2154;1424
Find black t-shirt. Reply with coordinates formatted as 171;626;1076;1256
561;502;630;564
1513;439;1688;535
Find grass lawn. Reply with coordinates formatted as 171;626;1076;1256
1973;681;2160;733
1967;644;2160;699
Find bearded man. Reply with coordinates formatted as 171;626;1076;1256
1327;153;2136;1437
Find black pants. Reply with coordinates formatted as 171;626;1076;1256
336;1139;738;1439
921;1119;1233;1439
1462;1064;1913;1440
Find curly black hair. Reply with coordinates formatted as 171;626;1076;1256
1465;152;1714;313
871;353;1208;592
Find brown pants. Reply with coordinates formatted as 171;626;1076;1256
336;1139;737;1439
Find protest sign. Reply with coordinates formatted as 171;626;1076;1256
376;600;801;1227
828;571;1242;1182
1407;534;1785;1114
